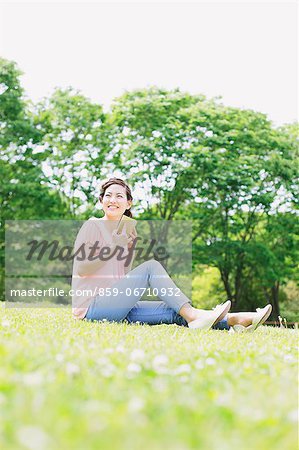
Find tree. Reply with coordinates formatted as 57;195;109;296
33;88;108;216
0;59;71;300
109;87;202;219
249;213;299;317
185;104;297;311
108;87;298;312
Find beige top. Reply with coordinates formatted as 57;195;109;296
71;218;128;319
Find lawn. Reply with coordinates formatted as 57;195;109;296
0;304;298;450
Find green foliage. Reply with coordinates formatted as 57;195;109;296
185;105;297;312
0;59;70;225
0;58;38;148
108;87;298;315
0;59;298;317
0;59;70;298
33;88;108;216
192;266;225;309
280;281;299;322
109;87;203;218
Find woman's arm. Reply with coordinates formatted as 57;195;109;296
124;258;133;275
124;228;137;275
75;242;116;276
75;223;130;276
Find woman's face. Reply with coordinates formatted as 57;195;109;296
101;184;132;220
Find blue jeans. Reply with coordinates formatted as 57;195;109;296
85;259;229;330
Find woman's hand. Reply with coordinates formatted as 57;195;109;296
128;227;137;249
111;224;137;249
111;224;129;247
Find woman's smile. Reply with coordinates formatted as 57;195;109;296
101;183;132;220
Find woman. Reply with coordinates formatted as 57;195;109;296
72;178;272;332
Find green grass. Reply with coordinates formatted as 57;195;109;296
0;304;298;450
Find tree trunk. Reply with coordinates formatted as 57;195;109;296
270;281;280;319
233;249;247;310
220;269;234;307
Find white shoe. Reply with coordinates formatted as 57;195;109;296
232;304;272;333
188;300;231;330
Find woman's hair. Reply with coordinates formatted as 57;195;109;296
99;177;133;218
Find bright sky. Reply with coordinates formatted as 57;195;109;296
0;1;297;126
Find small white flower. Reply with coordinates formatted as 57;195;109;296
195;360;204;370
122;126;131;136
152;355;168;366
1;319;11;327
97;356;110;366
0;83;8;95
55;353;64;363
60;129;74;142
65;363;80;376
104;348;114;355
206;357;216;366
216;394;231;406
179;375;189;383
284;354;295;363
287;409;298;423
130;349;145;361
127;397;145;412
127;363;141;373
151;378;167;392
174;364;191;375
152;355;169;374
23;372;43;386
116;345;125;353
101;364;115;378
17;425;50;450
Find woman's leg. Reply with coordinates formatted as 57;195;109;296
85;259;191;322
85;259;230;327
126;301;188;326
126;301;230;329
213;315;230;330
